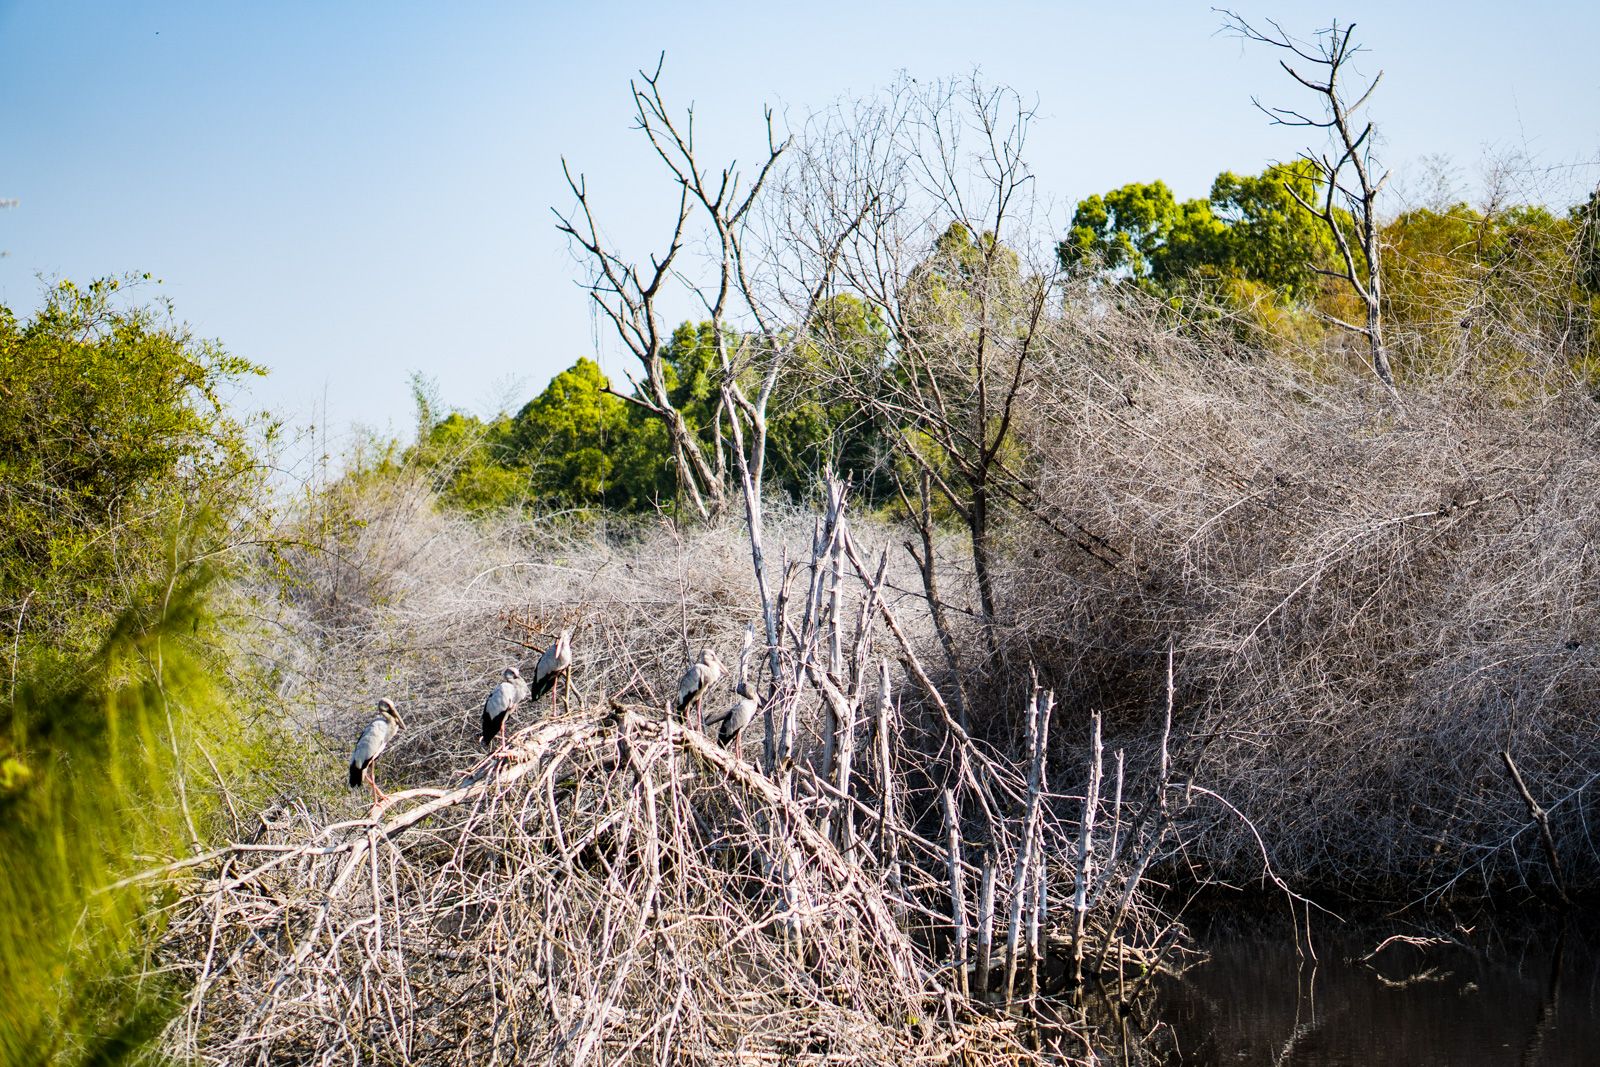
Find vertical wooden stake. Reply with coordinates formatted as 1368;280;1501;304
836;696;857;857
875;662;902;901
975;850;996;999
943;789;969;995
1027;852;1046;1004
1071;709;1103;988
1005;687;1051;1002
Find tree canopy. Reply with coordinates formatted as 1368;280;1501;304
0;277;265;661
1060;161;1340;300
0;279;272;1064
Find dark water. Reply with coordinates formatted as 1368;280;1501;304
1088;914;1600;1066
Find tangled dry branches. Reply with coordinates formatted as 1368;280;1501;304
167;477;1186;1064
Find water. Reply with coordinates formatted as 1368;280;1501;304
1086;914;1600;1066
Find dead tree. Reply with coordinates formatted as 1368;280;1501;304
553;56;784;520
795;75;1062;673
556;59;872;725
1225;14;1401;401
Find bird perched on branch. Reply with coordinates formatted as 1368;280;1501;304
527;628;573;716
673;648;724;723
481;666;526;748
349;698;404;803
704;680;757;749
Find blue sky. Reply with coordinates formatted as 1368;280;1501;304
2;1;1597;453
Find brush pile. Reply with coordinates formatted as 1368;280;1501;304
1002;298;1600;898
159;476;1182;1064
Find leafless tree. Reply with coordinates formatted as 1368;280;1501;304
557;59;875;737
1224;13;1401;401
553;57;781;520
790;77;1067;671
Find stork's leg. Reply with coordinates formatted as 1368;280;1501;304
366;768;388;804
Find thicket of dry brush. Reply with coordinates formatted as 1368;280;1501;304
157;296;1600;1063
999;290;1600;902
159;479;1182;1064
146;60;1600;1065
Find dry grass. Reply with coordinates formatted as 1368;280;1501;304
998;293;1600;899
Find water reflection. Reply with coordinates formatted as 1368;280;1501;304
1085;914;1600;1066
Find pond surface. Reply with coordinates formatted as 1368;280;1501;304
1100;913;1600;1066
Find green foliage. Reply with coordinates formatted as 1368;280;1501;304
508;356;674;511
1208;162;1342;298
897;222;1037;452
412;357;677;514
1383;200;1592;376
0;280;273;1064
413;411;526;512
1060;179;1189;285
661;321;725;431
1576;187;1600;296
411;312;900;516
1060;162;1340;300
904;222;1027;335
0;561;243;1065
769;295;893;501
0;277;266;662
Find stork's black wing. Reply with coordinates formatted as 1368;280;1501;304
526;672;556;704
348;718;394;788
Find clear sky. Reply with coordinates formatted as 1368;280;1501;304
2;1;1597;452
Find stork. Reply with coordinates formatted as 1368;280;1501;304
673;648;724;725
349;698;404;803
703;680;757;750
527;628;573;716
481;666;525;748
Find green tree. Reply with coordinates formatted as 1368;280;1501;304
1575;187;1600;296
1;565;251;1065
1059;162;1339;300
505;357;674;512
767;294;893;502
661;322;724;433
1208;161;1340;299
889;222;1050;629
0;279;271;1064
413;411;527;512
1383;200;1589;377
0;277;265;667
1059;180;1190;286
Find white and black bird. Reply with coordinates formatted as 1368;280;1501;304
703;680;758;749
673;648;724;723
481;667;526;748
349;698;404;802
527;628;573;716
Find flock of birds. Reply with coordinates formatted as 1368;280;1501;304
345;634;760;803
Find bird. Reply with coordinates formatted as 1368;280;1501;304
673;648;724;724
349;698;404;803
527;629;573;716
481;666;526;748
703;680;758;749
